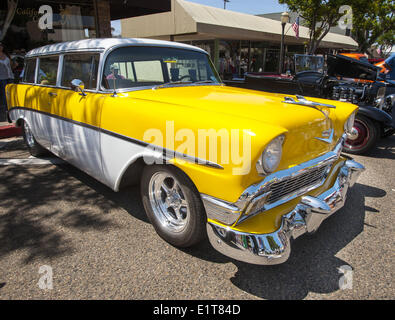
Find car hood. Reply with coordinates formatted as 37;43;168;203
128;85;352;165
131;85;333;128
327;54;380;81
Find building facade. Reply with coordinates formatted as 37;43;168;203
121;0;358;78
0;0;171;53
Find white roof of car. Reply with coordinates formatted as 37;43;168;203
26;38;207;57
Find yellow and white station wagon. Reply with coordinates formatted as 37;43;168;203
6;38;364;265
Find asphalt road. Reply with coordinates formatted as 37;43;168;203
0;135;394;300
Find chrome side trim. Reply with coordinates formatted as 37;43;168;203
7;107;223;171
207;159;365;265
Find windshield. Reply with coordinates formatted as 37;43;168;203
294;54;324;74
102;46;221;90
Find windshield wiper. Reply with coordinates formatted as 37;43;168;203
153;80;220;90
153;81;193;90
193;80;219;85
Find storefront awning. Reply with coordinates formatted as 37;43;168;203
121;0;357;49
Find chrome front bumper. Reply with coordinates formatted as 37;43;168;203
207;159;364;265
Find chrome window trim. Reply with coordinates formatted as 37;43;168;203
97;83;224;95
55;86;99;94
61;52;101;90
26;48;104;58
35;55;61;88
20;52;102;93
25;40;206;59
20;57;38;84
34;56;39;84
56;55;64;87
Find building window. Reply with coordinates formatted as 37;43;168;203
0;1;97;53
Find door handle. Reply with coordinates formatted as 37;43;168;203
48;92;57;97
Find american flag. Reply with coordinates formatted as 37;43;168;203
292;16;300;39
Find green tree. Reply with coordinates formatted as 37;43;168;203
279;0;394;56
278;0;345;54
351;0;394;56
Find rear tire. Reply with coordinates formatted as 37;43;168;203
22;120;48;157
141;164;206;248
343;114;379;155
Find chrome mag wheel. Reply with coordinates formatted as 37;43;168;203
343;114;378;155
148;171;190;233
344;118;370;151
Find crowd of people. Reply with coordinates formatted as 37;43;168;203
218;53;251;80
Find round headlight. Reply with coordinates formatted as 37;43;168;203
258;135;284;175
344;111;356;135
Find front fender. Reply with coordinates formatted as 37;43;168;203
357;104;393;128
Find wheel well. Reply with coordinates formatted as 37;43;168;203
357;114;382;136
117;157;147;190
15;118;24;127
117;158;200;194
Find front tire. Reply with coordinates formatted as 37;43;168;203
141;165;206;248
22;120;48;157
343;114;379;155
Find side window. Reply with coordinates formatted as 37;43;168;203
38;56;59;86
23;59;36;83
62;54;100;89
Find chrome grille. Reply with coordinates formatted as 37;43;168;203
267;165;330;204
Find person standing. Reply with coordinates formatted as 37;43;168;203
0;42;14;121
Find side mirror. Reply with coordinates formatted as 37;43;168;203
70;79;86;96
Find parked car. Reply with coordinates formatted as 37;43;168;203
339;52;387;76
339;52;370;64
226;54;395;154
6;38;364;265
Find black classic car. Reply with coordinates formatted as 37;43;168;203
226;54;395;154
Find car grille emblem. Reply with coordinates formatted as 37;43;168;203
315;128;334;144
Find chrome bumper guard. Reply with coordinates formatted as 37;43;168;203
207;159;364;265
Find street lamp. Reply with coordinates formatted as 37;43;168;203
279;11;290;74
224;0;230;10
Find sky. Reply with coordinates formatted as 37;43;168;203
186;0;286;15
111;0;286;36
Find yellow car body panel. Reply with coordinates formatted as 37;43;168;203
99;86;357;202
7;82;357;235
